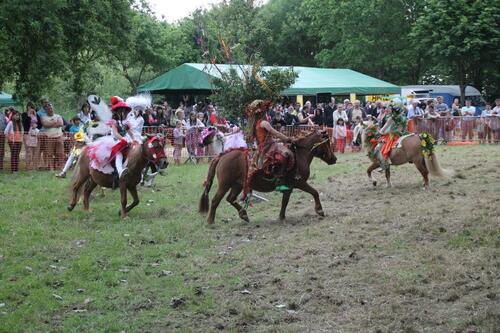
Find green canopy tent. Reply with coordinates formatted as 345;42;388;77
0;91;16;106
138;63;400;96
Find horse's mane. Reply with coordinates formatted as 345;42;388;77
293;129;317;141
127;142;146;170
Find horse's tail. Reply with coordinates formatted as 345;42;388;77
424;153;454;178
198;156;220;214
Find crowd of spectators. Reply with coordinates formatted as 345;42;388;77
1;95;499;172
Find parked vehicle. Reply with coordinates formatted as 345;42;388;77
402;85;485;112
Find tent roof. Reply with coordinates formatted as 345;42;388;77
138;63;400;95
0;91;15;106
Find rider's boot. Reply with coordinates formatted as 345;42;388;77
115;152;128;180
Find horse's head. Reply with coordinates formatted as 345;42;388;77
144;134;168;170
361;123;379;151
294;130;337;165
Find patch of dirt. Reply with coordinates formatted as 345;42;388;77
190;147;500;332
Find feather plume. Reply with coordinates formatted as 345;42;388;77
126;93;152;112
87;95;112;123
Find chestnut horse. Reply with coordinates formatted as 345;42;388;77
199;130;337;224
362;124;453;188
68;136;167;218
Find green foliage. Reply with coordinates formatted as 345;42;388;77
210;63;297;122
412;0;500;101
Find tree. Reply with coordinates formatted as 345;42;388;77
210;63;297;122
412;0;500;102
0;0;68;100
259;0;321;66
303;0;426;85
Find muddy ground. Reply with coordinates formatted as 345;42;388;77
182;145;499;332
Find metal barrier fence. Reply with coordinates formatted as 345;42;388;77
0;117;498;172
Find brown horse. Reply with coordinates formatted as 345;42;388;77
68;136;167;218
362;124;453;189
199;130;337;224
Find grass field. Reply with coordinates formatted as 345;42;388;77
0;145;499;333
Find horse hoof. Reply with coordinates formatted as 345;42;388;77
316;209;325;217
240;213;250;223
67;205;74;212
372;181;377;187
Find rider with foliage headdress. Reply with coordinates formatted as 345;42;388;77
374;100;407;170
246;99;294;192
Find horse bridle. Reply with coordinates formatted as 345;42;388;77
310;137;330;153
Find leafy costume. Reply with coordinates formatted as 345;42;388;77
374;107;407;169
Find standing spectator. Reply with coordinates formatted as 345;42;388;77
298;101;314;125
377;105;390;126
351;116;363;152
348;100;366;126
372;100;383;117
271;111;287;130
313;103;325;126
479;104;494;144
25;120;39;170
491;99;500;143
435;96;451;143
451;98;461;116
41;104;64;170
143;108;158;126
0;109;7;170
4;110;24;172
284;106;299;126
332;104;348;126
406;100;424;133
163;101;172;127
173;120;185;166
493;98;500;114
21;102;39;132
333;118;347;153
425;103;439;140
186;111;205;162
37;98;50;118
68;117;83;133
460;99;476;141
324;98;335;127
365;101;378;118
77;102;91;125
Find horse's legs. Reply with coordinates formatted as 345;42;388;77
83;179;98;211
68;174;89;211
119;182;128;218
207;185;230;224
226;184;248;222
279;190;293;221
126;185;140;213
294;181;324;217
367;161;379;186
414;157;429;189
385;166;392;188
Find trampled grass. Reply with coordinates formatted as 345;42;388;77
0;145;499;332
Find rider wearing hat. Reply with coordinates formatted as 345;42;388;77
109;96;135;180
246;99;294;192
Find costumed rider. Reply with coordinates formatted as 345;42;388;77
109;96;142;181
246;99;295;192
374;100;407;170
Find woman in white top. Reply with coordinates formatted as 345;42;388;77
332;104;348;127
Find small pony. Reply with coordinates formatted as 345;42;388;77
362;123;453;189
